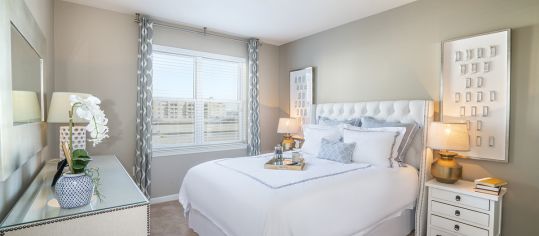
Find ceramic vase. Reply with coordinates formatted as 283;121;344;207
55;172;93;208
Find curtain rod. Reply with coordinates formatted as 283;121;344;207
135;13;251;44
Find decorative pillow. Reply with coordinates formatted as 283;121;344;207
317;138;356;164
302;125;341;156
361;117;420;164
343;128;401;168
343;125;406;160
318;116;361;127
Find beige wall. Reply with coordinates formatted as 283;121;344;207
53;1;281;199
278;0;539;234
53;1;138;175
0;0;55;219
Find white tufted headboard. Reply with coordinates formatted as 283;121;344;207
314;100;433;236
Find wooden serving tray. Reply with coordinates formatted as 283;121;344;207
264;158;305;171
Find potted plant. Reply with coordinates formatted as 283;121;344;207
54;95;109;209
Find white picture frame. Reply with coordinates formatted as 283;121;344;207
441;29;510;162
290;67;313;126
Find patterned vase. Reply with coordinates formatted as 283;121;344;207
55;172;94;209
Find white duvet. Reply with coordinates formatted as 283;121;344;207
179;153;419;236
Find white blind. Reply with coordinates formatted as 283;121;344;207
152;47;246;150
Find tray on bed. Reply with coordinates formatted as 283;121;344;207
264;158;305;171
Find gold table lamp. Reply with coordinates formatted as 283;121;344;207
428;122;470;184
277;118;299;151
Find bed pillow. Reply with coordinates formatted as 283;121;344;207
343;128;401;168
361;117;420;164
317;138;356;164
343;125;406;160
318;116;361;127
302;125;341;156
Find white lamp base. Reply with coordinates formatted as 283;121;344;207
59;126;86;159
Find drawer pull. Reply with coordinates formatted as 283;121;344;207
455;195;461;201
454;224;460;231
455;210;461;216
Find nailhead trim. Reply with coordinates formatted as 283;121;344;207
0;202;149;235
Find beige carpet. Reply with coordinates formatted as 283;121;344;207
150;201;415;236
150;201;198;236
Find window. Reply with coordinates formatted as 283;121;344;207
152;45;247;155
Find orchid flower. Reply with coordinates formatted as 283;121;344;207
69;95;110;147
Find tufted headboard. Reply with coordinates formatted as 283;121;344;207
313;100;433;236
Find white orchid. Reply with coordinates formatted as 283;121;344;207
69;95;110;146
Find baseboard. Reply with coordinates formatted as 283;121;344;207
150;194;179;204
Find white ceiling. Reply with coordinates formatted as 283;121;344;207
62;0;416;45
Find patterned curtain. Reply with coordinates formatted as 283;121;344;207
247;39;261;156
135;14;153;198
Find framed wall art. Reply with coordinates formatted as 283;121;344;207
441;29;510;162
290;67;313;126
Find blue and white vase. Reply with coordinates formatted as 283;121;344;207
55;172;94;209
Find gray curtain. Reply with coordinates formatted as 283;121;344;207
247;39;261;156
135;14;153;198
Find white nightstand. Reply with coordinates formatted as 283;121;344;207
426;179;506;236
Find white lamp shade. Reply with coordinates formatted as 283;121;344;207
12;90;41;123
47;92;91;123
428;122;470;151
277;118;300;134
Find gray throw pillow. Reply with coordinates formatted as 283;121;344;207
361;117;419;165
317;138;356;164
318;116;361;127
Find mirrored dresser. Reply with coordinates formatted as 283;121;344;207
0;155;149;236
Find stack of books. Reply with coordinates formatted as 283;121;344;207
474;177;507;195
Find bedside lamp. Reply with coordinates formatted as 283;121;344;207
428;122;470;184
277;118;299;151
47;92;91;159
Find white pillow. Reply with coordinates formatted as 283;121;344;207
343;124;406;159
302;125;341;156
343;128;402;168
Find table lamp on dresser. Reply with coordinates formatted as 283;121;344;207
427;122;470;184
47;92;91;159
277;118;300;151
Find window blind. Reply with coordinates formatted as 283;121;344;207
152;46;246;152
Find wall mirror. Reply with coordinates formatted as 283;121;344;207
0;0;47;181
11;24;44;125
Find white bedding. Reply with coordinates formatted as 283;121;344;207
179;153;419;236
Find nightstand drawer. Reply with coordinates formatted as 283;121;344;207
431;188;490;211
431;215;488;236
429;227;457;236
431;201;490;227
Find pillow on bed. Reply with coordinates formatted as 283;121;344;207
343;128;402;168
343;125;406;160
361;117;419;164
318;116;361;127
302;125;341;156
317;138;356;164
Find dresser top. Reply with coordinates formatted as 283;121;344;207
0;155;148;229
426;179;506;201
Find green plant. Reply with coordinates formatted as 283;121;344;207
71;149;92;174
85;167;104;202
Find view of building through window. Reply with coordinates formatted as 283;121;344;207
152;47;246;149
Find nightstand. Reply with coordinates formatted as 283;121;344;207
426;179;506;236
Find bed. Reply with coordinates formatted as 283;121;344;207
179;100;434;236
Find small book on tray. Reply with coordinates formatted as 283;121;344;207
474;177;508;187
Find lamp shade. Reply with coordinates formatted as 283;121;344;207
428;122;470;151
12;90;41;123
47;92;91;123
277;118;299;134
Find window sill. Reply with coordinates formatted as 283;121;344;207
153;143;247;157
